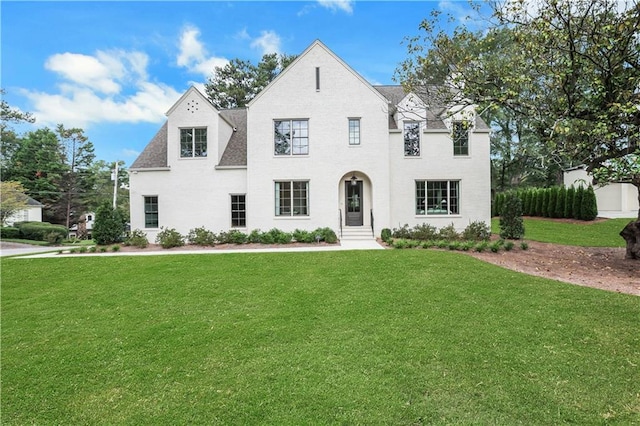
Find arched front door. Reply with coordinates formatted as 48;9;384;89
345;180;363;226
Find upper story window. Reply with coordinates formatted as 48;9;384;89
453;121;469;156
404;121;420;156
180;128;207;158
274;120;309;155
349;118;360;145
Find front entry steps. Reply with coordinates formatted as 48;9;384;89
340;227;375;241
339;227;383;250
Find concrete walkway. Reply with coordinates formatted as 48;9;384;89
3;238;385;259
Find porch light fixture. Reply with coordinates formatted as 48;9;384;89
350;173;358;186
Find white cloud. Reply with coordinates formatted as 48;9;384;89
122;148;140;158
22;49;181;128
317;0;354;14
250;30;282;56
177;25;228;77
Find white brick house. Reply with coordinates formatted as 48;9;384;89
129;40;491;241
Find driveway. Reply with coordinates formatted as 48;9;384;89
0;242;59;257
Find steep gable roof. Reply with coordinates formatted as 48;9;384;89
218;109;247;167
130;122;168;170
248;39;388;107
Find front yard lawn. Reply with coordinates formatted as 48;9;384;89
2;251;638;424
492;217;634;247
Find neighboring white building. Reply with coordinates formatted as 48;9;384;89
564;166;639;218
5;197;43;226
68;212;96;239
129;40;491;241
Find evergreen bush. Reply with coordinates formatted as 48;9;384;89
548;187;558;218
534;189;543;217
380;228;392;243
126;229;149;248
187;227;216;246
462;221;491;241
0;227;20;239
438;223;460;241
155;227;185;248
92;203;126;245
565;185;575;218
412;223;439;241
573;185;585;220
499;192;525;239
581;186;598;221
555;186;566;218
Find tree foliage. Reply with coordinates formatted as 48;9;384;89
204;53;297;109
397;0;640;218
0;181;29;225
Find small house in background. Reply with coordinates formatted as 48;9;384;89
564;166;638;218
5;197;43;226
68;212;95;239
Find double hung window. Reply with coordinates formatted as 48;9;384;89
144;196;159;228
416;181;459;215
231;195;246;228
180;128;207;157
274;120;309;155
275;181;309;216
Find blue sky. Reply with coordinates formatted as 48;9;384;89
2;1;481;166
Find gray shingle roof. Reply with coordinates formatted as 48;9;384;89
130;122;168;169
219;109;247;167
373;85;489;130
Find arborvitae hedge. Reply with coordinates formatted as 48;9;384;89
573;185;584;220
499;192;525;239
565;185;575;218
494;184;596;221
555;186;566;219
581;186;598;220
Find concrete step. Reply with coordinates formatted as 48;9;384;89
340;227;375;241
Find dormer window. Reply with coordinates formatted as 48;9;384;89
180;128;207;158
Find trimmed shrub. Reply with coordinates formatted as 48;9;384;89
187;227;216;246
155;227;185;248
293;229;314;243
534;189;543;217
541;189;550;217
248;229;262;243
228;230;248;244
92;203;126;245
392;224;412;239
14;222;67;242
315;227;338;244
581;186;598;221
412;223;439;241
499;192;525;239
126;229;149;248
462;221;491;241
438;223;459;241
0;227;20;239
380;228;392;243
111;245;121;252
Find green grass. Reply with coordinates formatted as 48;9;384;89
492;217;635;247
2;251;639;425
